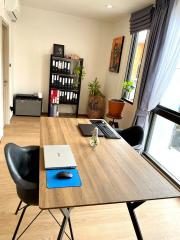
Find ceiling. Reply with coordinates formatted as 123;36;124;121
20;0;154;22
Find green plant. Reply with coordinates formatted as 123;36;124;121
88;78;102;96
73;65;86;89
122;80;134;99
74;66;86;80
122;80;134;92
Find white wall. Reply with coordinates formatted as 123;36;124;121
14;6;112;113
104;15;144;129
0;0;14;139
12;6;147;126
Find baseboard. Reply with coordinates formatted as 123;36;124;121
41;112;48;116
41;112;88;118
78;114;88;118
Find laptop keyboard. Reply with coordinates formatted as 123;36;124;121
90;120;120;139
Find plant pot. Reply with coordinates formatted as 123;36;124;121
122;90;130;99
108;99;125;118
87;95;105;119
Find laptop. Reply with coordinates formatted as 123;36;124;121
43;145;77;169
78;124;104;137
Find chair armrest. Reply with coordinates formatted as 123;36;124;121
133;144;142;153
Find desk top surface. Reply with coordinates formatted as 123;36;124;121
39;117;180;209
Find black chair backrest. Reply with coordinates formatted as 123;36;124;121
4;143;39;184
120;126;144;147
4;143;40;205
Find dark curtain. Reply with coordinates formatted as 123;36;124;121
130;5;154;34
134;0;175;128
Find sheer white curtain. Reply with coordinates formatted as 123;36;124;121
148;0;180;111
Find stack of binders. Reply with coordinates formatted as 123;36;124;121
52;60;71;74
51;75;74;89
50;89;78;104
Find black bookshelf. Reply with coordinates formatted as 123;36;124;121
48;55;83;117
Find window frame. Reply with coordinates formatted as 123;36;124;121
122;31;147;104
143;104;180;187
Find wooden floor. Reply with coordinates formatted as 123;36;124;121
0;116;180;240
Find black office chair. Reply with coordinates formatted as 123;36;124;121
4;143;73;240
116;126;144;151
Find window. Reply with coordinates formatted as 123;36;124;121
122;30;148;103
160;60;180;112
145;58;180;185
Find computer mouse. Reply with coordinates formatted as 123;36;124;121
56;171;73;179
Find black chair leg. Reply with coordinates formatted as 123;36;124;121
15;200;22;215
12;205;28;240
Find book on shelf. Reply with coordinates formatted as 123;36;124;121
51;75;75;90
52;58;71;74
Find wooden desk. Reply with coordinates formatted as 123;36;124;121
39;117;180;239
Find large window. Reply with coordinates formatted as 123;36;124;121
122;30;148;103
145;59;180;185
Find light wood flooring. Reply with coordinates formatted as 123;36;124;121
0;116;180;240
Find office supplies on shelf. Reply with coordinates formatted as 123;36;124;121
46;168;82;188
43;145;77;169
48;54;83;117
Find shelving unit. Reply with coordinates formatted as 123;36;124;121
48;55;83;117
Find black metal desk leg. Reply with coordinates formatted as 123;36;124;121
126;201;145;240
68;217;74;240
57;208;74;240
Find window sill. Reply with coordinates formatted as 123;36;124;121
121;97;134;105
142;152;180;190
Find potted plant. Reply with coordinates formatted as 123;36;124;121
87;78;105;118
107;80;135;118
122;80;134;99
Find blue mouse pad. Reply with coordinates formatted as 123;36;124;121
46;168;82;188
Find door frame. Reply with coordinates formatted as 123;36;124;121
2;18;10;125
0;17;10;139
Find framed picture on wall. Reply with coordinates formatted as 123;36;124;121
53;44;64;57
109;36;125;73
